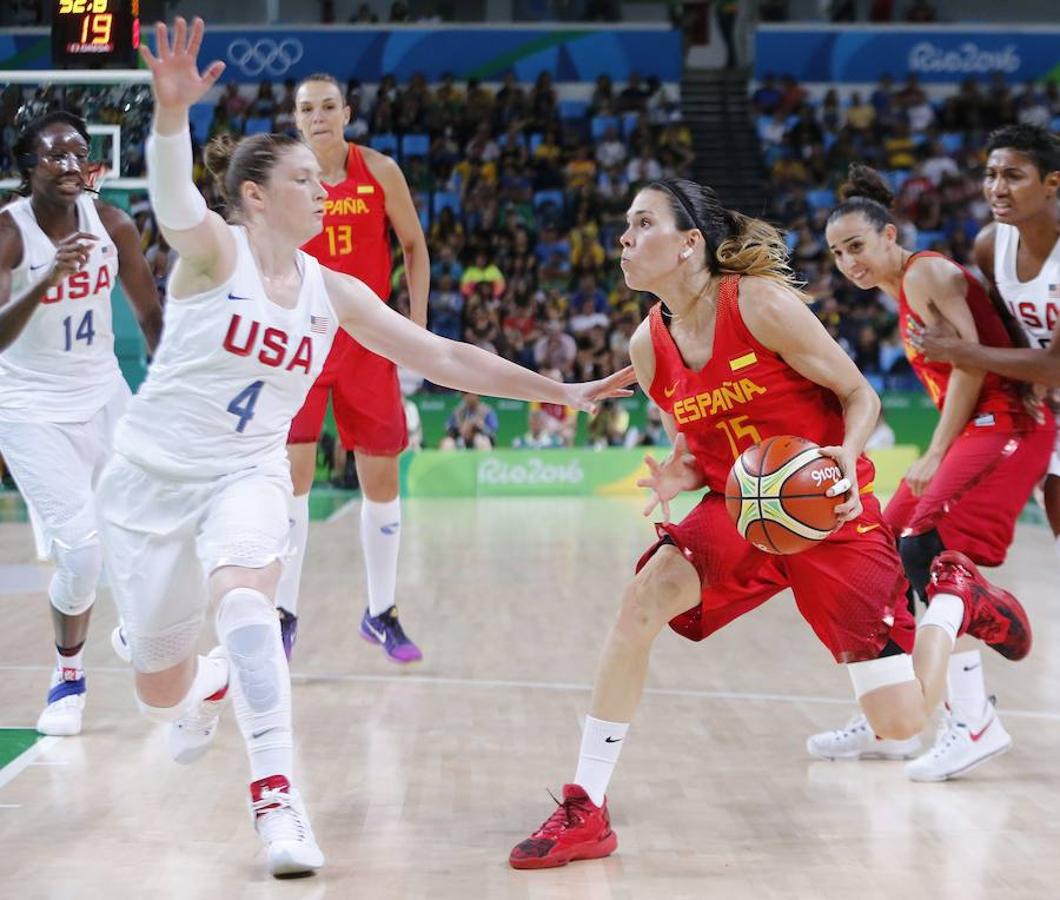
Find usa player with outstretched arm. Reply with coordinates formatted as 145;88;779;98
99;17;634;880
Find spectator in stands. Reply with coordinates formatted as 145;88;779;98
460;250;506;299
845;92;875;133
428;273;465;341
590;74;616;116
145;234;177;300
752;74;783;116
534;323;577;378
618;72;649;114
626;146;663;187
921;139;959;186
596;125;627;169
440;394;497;450
588;400;631;449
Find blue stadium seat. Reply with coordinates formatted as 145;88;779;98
370;133;399;157
939;132;963;154
784;230;798;251
915;230;946;252
1052;115;1060;132
621;112;641;138
533;189;565;211
432;191;461;217
807;189;836;212
590;115;619;141
528;132;544;154
243;117;272;136
188;104;214;142
401;133;430;159
558;99;589;121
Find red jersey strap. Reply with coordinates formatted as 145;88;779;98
714;273;777;367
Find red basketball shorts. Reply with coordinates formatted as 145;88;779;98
885;420;1055;567
288;328;408;455
637;493;914;664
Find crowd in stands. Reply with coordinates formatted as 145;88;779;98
754;71;1060;392
4;62;1058;449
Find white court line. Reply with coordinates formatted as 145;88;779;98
0;805;22;809
325;497;360;523
3;664;1060;722
0;736;59;793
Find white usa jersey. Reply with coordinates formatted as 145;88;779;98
994;222;1060;349
115;226;339;479
0;194;122;423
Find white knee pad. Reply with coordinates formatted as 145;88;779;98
215;588;283;714
847;653;917;699
49;536;103;616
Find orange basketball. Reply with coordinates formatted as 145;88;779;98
724;435;845;555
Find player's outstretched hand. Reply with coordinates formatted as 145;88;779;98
43;232;98;288
564;365;638;414
637;432;700;523
817;444;862;525
140;17;225;111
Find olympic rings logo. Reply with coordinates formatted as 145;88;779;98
226;38;304;77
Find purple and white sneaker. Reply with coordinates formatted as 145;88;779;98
278;608;298;662
359;606;422;664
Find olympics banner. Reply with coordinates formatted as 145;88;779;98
754;25;1060;84
0;26;682;83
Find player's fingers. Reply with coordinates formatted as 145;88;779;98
643;455;660;473
681;453;697;466
635;477;655;489
642;495;659;517
156;22;170;60
825;477;851;498
138;42;158;68
186;16;205;58
660;497;671;523
202;61;226;88
173;17;187;54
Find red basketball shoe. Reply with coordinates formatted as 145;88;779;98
509;784;618;870
927;550;1032;661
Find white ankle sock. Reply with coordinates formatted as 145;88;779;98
56;644;85;673
275;492;309;617
361;497;401;617
918;593;964;646
947;649;988;723
1054;535;1060;567
573;715;629;807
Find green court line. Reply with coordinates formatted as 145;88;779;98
0;728;43;771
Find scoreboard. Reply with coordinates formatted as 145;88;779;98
51;0;139;68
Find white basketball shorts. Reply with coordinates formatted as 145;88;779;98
95;453;292;673
0;381;129;559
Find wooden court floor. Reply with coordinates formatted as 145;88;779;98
0;495;1057;899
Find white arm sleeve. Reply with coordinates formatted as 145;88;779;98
146;129;208;230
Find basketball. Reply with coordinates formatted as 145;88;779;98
725;436;845;555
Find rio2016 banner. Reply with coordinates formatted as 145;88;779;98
0;26;682;83
398;446;918;498
755;25;1060;84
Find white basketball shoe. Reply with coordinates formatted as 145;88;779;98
168;648;229;765
36;666;86;736
905;700;1012;782
806;713;922;761
250;775;325;877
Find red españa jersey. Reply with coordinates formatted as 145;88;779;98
898;252;1024;428
301;143;392;300
648;275;875;494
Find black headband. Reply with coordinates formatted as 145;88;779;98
657;182;716;265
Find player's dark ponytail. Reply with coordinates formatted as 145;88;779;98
828;163;896;232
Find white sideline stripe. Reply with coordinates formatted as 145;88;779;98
2;665;1059;722
0;736;59;793
325;497;360;523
